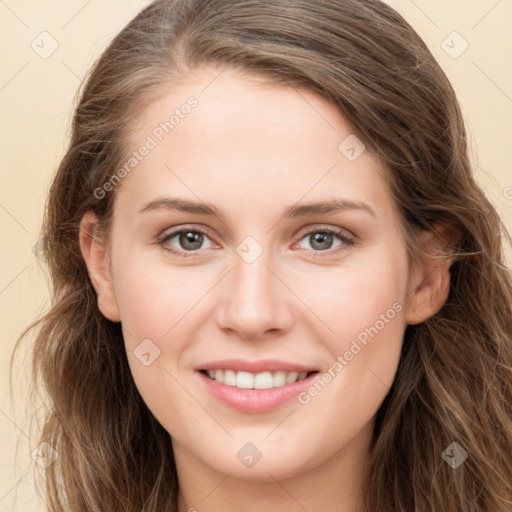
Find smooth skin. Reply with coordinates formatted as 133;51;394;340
80;67;455;512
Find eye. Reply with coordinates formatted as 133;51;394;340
295;227;355;255
156;227;214;257
155;225;355;259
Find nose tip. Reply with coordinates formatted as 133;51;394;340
215;256;293;341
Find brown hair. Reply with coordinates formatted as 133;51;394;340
13;0;512;510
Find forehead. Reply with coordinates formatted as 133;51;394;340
113;67;394;223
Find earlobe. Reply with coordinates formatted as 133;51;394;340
79;211;121;322
405;224;459;326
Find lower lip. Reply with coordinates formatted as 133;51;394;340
197;371;318;413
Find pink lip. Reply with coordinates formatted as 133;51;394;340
197;358;318;374
196;367;319;414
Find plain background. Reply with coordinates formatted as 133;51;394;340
1;1;511;509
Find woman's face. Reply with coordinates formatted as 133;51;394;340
83;67;432;481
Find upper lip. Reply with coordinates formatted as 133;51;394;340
197;359;319;374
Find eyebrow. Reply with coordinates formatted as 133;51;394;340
137;197;376;219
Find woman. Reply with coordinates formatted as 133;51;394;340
14;0;512;510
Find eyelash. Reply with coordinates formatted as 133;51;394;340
155;226;355;259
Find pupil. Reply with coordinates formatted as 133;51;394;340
312;232;332;250
181;231;203;250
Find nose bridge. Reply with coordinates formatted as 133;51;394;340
234;249;274;304
216;241;291;339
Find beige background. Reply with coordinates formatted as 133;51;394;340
1;1;511;509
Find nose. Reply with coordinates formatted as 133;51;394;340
215;247;294;342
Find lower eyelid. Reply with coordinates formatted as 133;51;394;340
158;228;212;250
295;230;354;252
157;228;354;255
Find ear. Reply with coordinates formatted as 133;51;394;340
405;223;460;325
79;211;121;322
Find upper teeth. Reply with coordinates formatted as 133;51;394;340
207;370;309;389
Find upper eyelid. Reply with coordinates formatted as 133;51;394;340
296;224;354;239
161;223;352;238
160;224;354;249
161;225;216;242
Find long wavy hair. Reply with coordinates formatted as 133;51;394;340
12;0;512;510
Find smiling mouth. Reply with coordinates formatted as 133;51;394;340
199;369;319;390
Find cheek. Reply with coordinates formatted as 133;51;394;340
293;244;408;347
115;264;194;428
296;249;408;426
111;248;206;342
110;250;210;406
296;242;408;403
